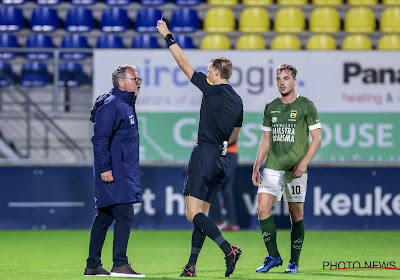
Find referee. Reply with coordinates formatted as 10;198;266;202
157;20;244;278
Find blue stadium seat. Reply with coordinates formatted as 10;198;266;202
20;61;50;87
100;8;130;32
139;0;167;5
171;8;199;33
174;0;203;6
35;0;62;5
135;8;162;33
0;6;24;32
70;0;97;5
59;62;87;87
1;0;27;4
61;34;90;60
0;61;15;87
65;7;94;32
0;34;19;59
174;34;195;48
131;35;159;48
96;34;125;48
104;0;133;5
25;34;54;60
30;7;59;32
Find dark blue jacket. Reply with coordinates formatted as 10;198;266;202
90;87;142;208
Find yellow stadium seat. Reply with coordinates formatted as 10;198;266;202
208;0;238;6
348;0;377;5
274;8;305;33
342;35;372;50
204;8;235;33
242;0;272;6
200;34;231;49
236;35;266;49
239;8;270;33
380;7;400;33
383;0;400;5
344;7;376;34
313;0;343;6
309;7;340;33
277;0;307;5
378;35;400;50
271;34;301;50
306;35;337;50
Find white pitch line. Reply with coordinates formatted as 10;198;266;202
8;202;85;207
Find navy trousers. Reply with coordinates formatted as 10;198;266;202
87;203;134;269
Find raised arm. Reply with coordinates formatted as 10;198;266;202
157;20;195;80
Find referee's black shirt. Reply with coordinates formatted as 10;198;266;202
191;71;243;146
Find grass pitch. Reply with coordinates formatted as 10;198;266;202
0;230;399;280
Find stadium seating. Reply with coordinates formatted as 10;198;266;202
65;7;94;33
347;0;377;5
0;6;24;32
377;34;400;50
277;0;307;6
204;8;235;33
25;33;54;60
35;0;62;5
312;0;343;6
20;61;51;87
101;8;130;32
309;7;340;34
59;62;87;87
171;8;200;33
207;0;238;6
236;35;265;49
131;34;159;48
0;34;19;60
140;0;167;5
274;8;305;33
1;0;26;4
239;8;270;33
30;7;59;32
105;0;133;5
0;61;14;87
96;34;125;48
200;34;231;49
135;8;162;32
380;7;400;33
383;0;400;5
70;0;97;5
342;34;372;50
344;7;376;34
60;34;90;60
174;35;195;48
271;34;301;50
174;0;203;6
306;34;337;50
242;0;272;6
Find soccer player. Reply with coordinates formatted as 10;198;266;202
252;64;321;274
157;20;244;277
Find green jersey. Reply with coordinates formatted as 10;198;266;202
262;94;321;171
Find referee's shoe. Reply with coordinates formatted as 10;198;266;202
180;265;196;277
225;246;242;277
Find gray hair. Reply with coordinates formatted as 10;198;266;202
112;65;137;88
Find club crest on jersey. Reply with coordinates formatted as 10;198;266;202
272;117;277;123
290;110;297;118
129;115;135;125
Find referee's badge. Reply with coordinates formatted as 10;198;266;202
290;110;297;118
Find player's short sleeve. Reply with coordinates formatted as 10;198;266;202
306;100;321;131
262;103;271;131
191;71;215;96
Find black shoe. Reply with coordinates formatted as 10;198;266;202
225;246;242;277
84;266;110;276
180;265;196;277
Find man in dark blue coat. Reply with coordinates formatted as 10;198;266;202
84;65;145;278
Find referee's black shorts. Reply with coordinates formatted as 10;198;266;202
183;142;228;203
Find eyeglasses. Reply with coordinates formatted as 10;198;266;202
124;77;143;84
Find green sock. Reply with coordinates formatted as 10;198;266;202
290;219;305;265
259;216;280;258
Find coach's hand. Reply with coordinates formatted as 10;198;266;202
101;170;114;183
252;166;260;187
156;20;170;37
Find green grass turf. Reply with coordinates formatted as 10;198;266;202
0;230;399;280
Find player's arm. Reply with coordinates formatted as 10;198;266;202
157;20;195;80
293;128;321;178
228;127;241;145
252;130;271;187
